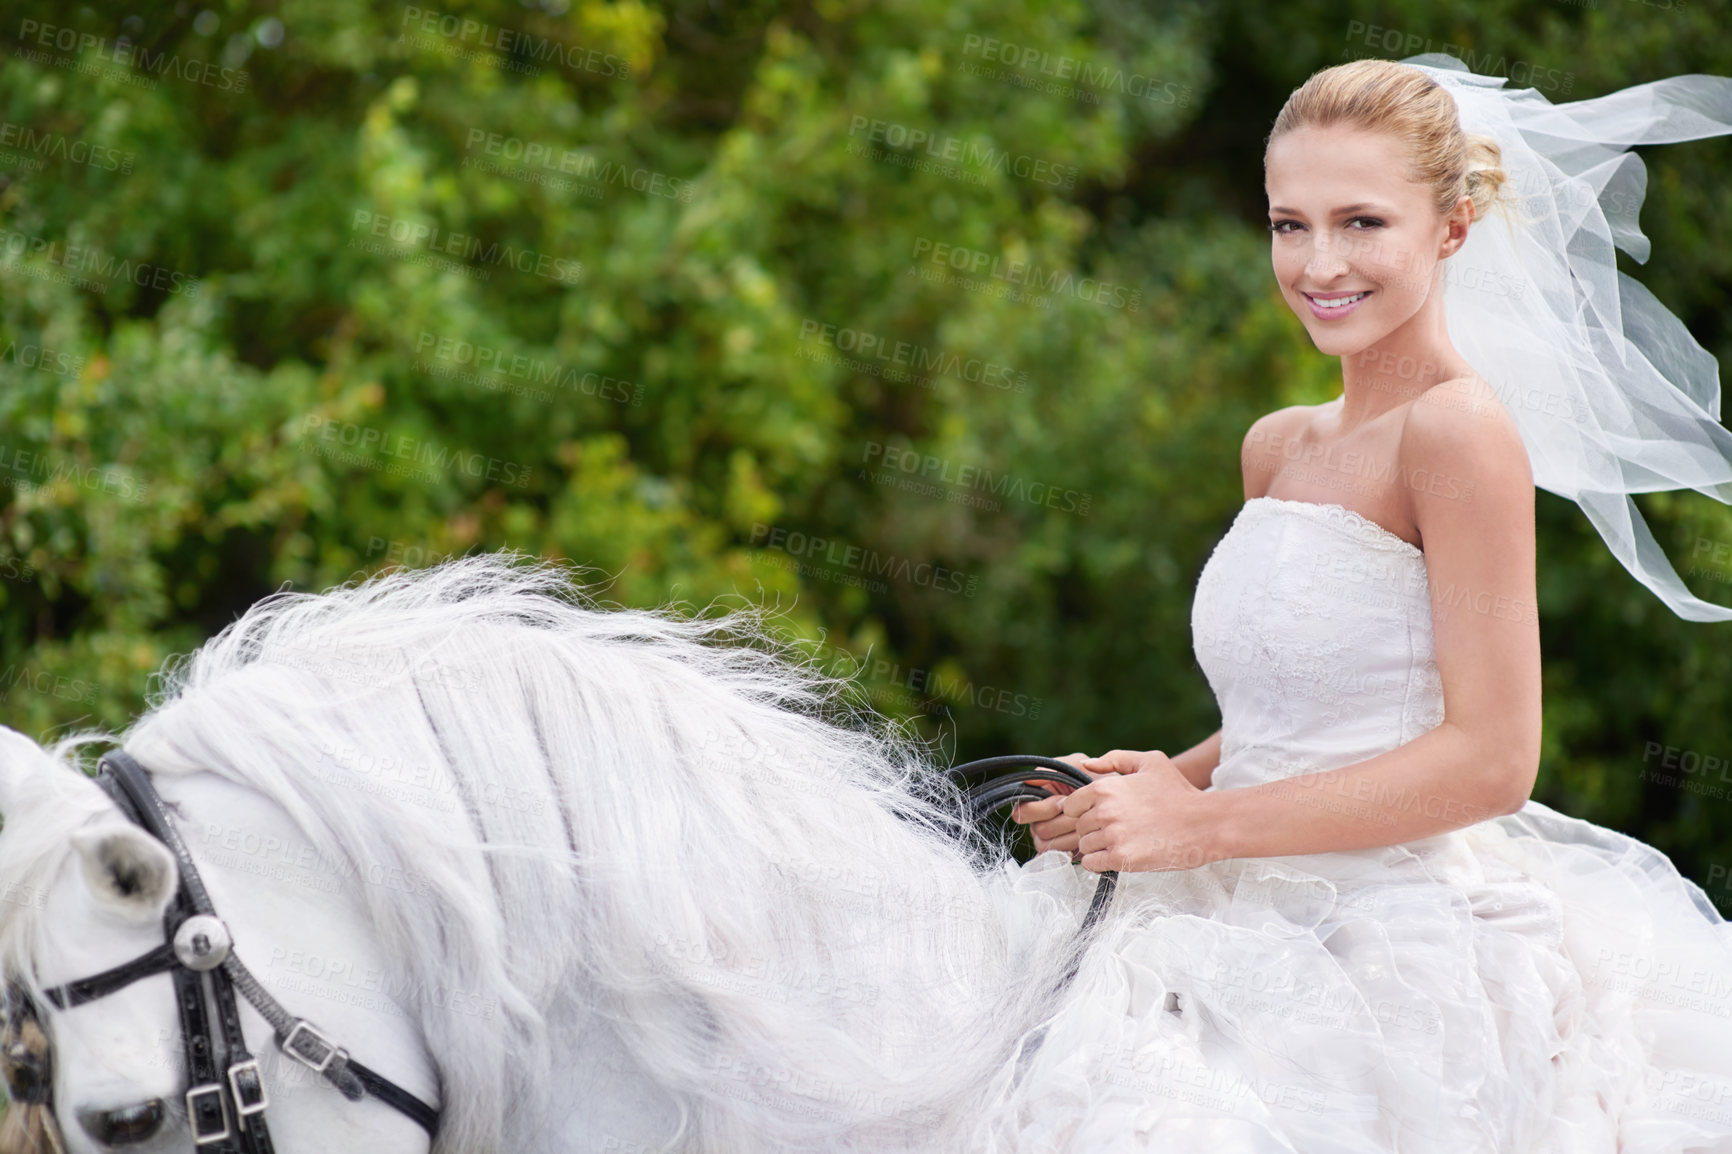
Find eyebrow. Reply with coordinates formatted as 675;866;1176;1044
1266;203;1393;217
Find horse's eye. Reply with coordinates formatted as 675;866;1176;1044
76;1099;165;1145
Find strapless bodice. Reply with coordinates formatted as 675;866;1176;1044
1191;497;1444;791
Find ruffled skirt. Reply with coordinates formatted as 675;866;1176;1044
974;800;1732;1153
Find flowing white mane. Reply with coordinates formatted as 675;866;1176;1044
3;554;1081;1153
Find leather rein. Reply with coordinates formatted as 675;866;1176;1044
34;749;440;1151
946;755;1119;987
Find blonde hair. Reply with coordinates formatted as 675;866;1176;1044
1266;59;1513;223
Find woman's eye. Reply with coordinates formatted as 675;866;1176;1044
1266;217;1383;235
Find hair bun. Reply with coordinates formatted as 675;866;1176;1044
1462;133;1512;219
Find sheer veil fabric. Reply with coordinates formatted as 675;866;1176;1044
1402;53;1732;620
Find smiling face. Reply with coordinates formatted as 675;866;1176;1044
1265;123;1472;359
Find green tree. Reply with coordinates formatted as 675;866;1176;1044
2;0;1730;901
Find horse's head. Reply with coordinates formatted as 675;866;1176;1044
0;726;185;1152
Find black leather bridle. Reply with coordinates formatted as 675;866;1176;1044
34;749;440;1151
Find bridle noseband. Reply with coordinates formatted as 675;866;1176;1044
36;750;440;1151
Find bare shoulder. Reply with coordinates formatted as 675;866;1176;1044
1241;403;1323;500
1398;376;1533;530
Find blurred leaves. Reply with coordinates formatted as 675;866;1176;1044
1;0;1731;891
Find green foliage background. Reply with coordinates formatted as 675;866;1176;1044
2;0;1731;895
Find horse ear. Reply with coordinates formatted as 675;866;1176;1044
0;726;53;818
68;825;178;922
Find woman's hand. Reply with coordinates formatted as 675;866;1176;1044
1010;752;1101;857
1014;749;1221;873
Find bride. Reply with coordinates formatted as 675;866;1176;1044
1006;56;1732;1151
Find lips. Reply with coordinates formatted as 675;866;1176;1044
1301;290;1372;319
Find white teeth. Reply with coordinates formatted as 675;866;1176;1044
1311;291;1369;309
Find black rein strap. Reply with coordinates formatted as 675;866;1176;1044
40;749;440;1148
946;755;1120;989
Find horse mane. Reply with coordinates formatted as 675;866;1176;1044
69;553;1073;1153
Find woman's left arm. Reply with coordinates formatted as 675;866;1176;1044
1070;384;1543;872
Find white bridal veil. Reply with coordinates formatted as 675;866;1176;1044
1402;53;1732;621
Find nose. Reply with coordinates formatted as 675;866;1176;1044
76;1100;166;1146
1304;233;1350;281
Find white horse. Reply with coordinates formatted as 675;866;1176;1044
0;554;1105;1154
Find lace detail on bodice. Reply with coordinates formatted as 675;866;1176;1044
1260;496;1424;558
1192;498;1444;791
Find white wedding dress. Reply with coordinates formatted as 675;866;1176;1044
984;496;1732;1153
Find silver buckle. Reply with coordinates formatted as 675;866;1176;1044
187;1081;230;1144
228;1058;269;1117
281;1020;341;1073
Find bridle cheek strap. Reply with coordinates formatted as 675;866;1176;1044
40;750;440;1149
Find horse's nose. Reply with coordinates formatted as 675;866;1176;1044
76;1099;165;1145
